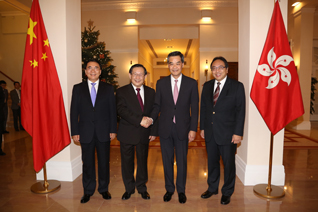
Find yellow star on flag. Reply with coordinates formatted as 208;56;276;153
41;53;48;61
27;18;37;45
29;59;38;68
44;39;49;47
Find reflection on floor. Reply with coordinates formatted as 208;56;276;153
0;123;318;211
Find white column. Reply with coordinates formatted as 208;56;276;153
236;0;287;186
36;0;82;181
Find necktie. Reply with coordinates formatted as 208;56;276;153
91;82;96;107
173;80;178;123
136;88;144;111
213;82;220;106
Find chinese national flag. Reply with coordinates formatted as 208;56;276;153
21;0;70;172
250;1;304;135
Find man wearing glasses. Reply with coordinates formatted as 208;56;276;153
70;59;117;203
116;64;157;201
200;56;245;205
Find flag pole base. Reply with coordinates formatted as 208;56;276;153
253;184;285;199
30;180;61;194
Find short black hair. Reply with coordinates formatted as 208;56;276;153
85;59;102;70
129;64;147;75
167;51;184;63
0;80;6;85
210;56;229;69
14;81;20;86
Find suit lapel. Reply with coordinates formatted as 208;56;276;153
95;82;103;107
82;81;93;108
215;78;231;105
165;76;174;105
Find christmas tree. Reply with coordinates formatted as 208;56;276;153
82;20;118;90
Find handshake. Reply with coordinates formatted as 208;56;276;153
140;116;153;128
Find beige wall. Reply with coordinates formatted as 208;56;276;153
138;39;153;87
82;6;239;89
0;14;28;85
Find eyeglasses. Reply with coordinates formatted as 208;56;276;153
87;66;100;71
131;73;145;77
211;65;226;71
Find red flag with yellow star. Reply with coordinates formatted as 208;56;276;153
21;0;70;172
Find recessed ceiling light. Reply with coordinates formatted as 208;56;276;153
292;2;300;7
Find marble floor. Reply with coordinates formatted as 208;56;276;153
0;123;318;212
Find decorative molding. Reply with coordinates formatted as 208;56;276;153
2;0;30;14
199;47;238;52
110;48;139;53
82;1;238;11
0;11;27;16
36;155;82;182
236;155;285;186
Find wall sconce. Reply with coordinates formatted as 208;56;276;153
204;60;209;81
126;11;137;22
204;60;209;76
201;10;212;21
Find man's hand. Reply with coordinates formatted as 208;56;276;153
149;136;156;142
188;130;196;143
72;135;80;145
140;116;153;128
200;130;205;139
110;133;116;141
231;134;242;144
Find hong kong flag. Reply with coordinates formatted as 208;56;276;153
21;0;71;172
250;0;304;135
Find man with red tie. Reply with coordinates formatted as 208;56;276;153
116;64;157;200
200;56;246;205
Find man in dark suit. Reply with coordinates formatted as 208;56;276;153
150;51;199;204
116;64;158;200
0;81;9;133
10;81;24;131
70;59;117;203
200;56;245;205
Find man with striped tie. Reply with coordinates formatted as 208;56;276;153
200;56;246;205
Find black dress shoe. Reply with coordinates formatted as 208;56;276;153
80;194;91;203
138;191;150;199
178;193;187;204
122;191;135;200
0;151;6;156
163;191;174;202
3;130;9;133
201;190;218;199
101;191;111;200
221;195;231;205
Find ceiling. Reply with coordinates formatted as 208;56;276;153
1;0;317;59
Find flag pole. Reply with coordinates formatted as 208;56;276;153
253;133;285;198
30;163;61;194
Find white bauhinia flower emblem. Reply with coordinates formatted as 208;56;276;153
257;47;293;89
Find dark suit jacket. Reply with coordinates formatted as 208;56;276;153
200;77;245;145
116;84;158;145
10;89;20;110
151;75;199;141
70;81;117;143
